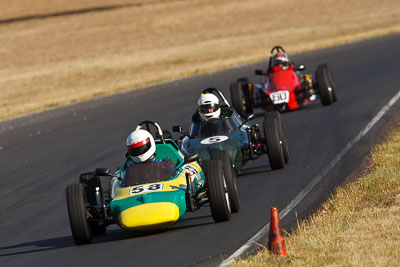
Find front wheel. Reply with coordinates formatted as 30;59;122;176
66;183;92;245
264;111;289;163
316;64;334;106
263;117;285;170
211;150;240;213
321;64;338;102
204;160;231;222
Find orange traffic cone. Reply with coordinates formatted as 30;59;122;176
267;207;288;257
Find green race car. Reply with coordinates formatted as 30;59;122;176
173;88;289;179
66;121;238;245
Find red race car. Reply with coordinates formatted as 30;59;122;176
229;46;337;116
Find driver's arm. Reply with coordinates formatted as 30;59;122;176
162;158;176;169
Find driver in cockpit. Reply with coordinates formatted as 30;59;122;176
121;128;175;172
197;93;221;120
195;93;224;136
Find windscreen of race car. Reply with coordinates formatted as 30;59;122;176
189;116;241;138
122;161;175;186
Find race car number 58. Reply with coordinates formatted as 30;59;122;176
129;183;163;195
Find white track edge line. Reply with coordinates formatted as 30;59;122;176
220;89;400;266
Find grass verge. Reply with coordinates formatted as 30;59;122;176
232;127;400;266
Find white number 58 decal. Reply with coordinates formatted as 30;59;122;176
129;183;163;195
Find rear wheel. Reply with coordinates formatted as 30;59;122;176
316;64;334;106
66;183;92;245
263;117;285;170
211;150;240;213
237;77;254;114
204;160;231;222
230;82;247;118
264;111;289;163
237;77;250;84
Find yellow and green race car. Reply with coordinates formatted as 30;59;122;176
66;121;238;245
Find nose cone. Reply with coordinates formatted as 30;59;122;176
118;202;180;231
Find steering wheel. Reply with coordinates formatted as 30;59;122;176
269;45;286;55
268;45;288;69
137;120;166;144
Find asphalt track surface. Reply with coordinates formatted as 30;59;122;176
1;34;400;266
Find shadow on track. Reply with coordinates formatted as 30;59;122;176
236;166;270;176
0;236;75;258
0;229;146;257
0;214;218;258
169;215;214;231
251;99;324;119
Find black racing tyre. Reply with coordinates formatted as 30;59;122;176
320;63;338;102
237;77;254;114
263;117;285;170
66;183;92;245
264;111;289;163
211;150;240;213
237;77;250;84
316;64;333;106
230;82;247;118
204;160;231;222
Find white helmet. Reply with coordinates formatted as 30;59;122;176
197;93;221;120
126;129;156;163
